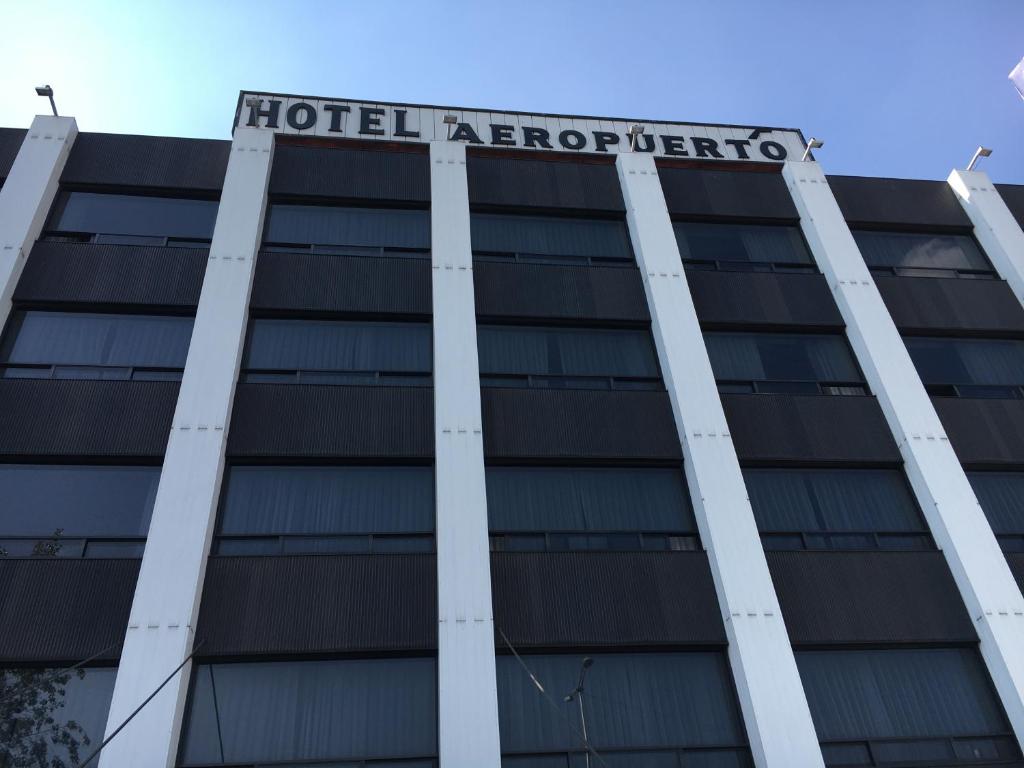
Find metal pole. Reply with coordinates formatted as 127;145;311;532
578;689;591;768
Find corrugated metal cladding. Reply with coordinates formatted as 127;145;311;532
0;127;26;179
875;275;1024;335
688;271;843;329
268;144;430;202
197;555;437;656
481;389;682;460
933;398;1024;466
767;551;976;645
16;242;207;309
722;394;901;464
827;176;972;229
60;132;229;192
466;154;625;212
0;559;138;662
997;184;1024;231
473;262;649;323
657;166;798;220
1007;554;1024;595
228;384;434;458
251;251;431;316
491;552;725;647
0;380;178;457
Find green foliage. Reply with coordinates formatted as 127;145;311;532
0;667;91;767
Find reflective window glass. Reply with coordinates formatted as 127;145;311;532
704;332;861;385
968;472;1024;538
674;222;812;266
905;337;1024;389
471;213;632;261
49;191;218;240
265;204;430;250
853;231;991;273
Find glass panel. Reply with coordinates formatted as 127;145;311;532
487;467;696;533
0;311;193;369
744;468;925;535
820;743;872;766
265;205;430;250
968;472;1024;536
905;337;1024;388
0;464;159;538
179;658;437;765
2;666;117;765
674;222;812;265
478;326;659;379
704;332;861;384
471;213;632;260
219;466;434;536
796;648;1010;742
496;652;746;753
870;738;954;764
852;231;991;272
50;191;218;239
244;319;432;373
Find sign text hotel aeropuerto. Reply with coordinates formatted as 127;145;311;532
236;92;808;163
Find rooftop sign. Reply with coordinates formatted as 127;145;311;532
236;92;807;163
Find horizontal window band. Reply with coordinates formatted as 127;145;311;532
1;363;184;382
480;374;662;391
240;370;432;387
716;379;868;397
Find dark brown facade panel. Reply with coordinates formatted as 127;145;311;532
492;552;725;648
1007;553;1024;595
934;397;1024;467
0;559;138;662
827;175;972;230
722;394;901;464
688;271;842;329
875;275;1024;335
0;127;26;179
228;384;434;458
16;242;207;309
473;261;648;323
197;555;437;656
997;184;1024;231
268;144;430;202
467;155;625;212
768;551;976;645
657;166;798;221
0;380;178;458
251;251;431;316
481;388;682;460
61;132;230;192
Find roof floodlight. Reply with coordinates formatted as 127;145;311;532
801;137;824;162
966;146;993;171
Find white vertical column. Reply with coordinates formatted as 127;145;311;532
100;127;274;767
616;152;824;768
0;115;77;328
948;169;1024;307
430;140;502;767
784;160;1024;743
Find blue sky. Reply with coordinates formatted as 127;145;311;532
1;0;1021;182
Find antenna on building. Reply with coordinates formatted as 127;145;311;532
801;137;824;162
627;124;645;151
966;146;993;172
443;114;458;140
34;85;57;116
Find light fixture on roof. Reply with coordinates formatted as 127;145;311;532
801;137;824;162
627;123;645;151
244;96;262;109
442;114;458;140
35;85;57;116
966;146;993;172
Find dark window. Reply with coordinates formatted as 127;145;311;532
497;652;750;765
478;325;660;390
905;337;1024;399
0;311;193;381
215;465;434;555
47;191;218;244
968;472;1024;552
705;332;865;395
0;464;158;558
179;658;437;766
853;230;994;278
241;318;432;386
471;213;633;265
744;468;931;551
797;648;1018;767
263;204;430;255
674;222;815;273
1;666;116;765
487;467;698;552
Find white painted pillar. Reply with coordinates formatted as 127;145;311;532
784;160;1024;744
948;169;1024;307
0;115;77;329
100;127;274;767
430;140;503;767
616;152;824;768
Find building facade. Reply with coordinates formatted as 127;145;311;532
1;93;1024;768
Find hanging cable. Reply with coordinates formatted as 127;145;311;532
0;640;121;707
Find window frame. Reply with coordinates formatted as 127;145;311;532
672;218;819;275
470;209;635;266
851;227;997;280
